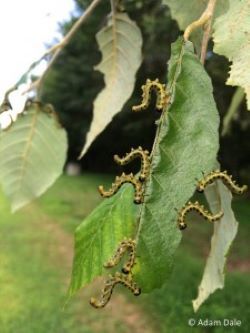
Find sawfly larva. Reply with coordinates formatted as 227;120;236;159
132;79;169;112
104;238;136;274
178;201;224;230
197;170;248;195
114;147;150;181
89;272;141;309
98;172;143;204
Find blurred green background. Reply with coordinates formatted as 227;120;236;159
0;0;249;332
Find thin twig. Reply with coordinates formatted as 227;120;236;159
222;87;245;136
24;0;103;96
4;85;18;101
200;0;217;64
184;0;217;43
110;0;116;14
200;19;212;64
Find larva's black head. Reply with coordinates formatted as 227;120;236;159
179;222;187;230
134;197;142;204
122;266;130;274
98;186;105;196
197;186;204;193
139;175;146;182
134;288;141;296
89;297;101;309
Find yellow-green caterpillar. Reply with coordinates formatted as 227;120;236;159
114;147;150;181
132;79;169;112
89;272;141;309
197;170;248;195
178;201;224;230
98;172;143;204
104;239;136;274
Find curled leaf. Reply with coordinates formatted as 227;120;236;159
193;181;238;312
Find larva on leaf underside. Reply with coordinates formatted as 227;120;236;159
89;272;141;309
103;238;136;274
114;146;150;181
197;170;248;195
132;78;169;112
178;201;224;230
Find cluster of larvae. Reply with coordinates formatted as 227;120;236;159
98;79;168;203
92;79;168;308
98;147;150;204
90;239;140;308
178;170;248;230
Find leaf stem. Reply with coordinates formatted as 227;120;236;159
110;0;116;14
222;87;245;136
20;0;102;97
200;20;212;64
200;0;217;64
184;0;217;45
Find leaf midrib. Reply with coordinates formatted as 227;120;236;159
14;110;38;193
97;14;135;109
135;39;186;241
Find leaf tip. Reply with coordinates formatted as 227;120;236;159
192;299;200;313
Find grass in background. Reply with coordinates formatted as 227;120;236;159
0;174;155;333
38;173;112;233
0;174;249;333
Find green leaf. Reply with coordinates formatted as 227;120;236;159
0;102;67;212
193;181;238;312
213;0;250;110
68;185;137;298
162;0;228;48
69;38;220;299
133;38;220;292
79;13;142;158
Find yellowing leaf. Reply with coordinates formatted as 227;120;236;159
79;13;142;158
213;0;250;109
0;103;67;212
192;181;238;312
